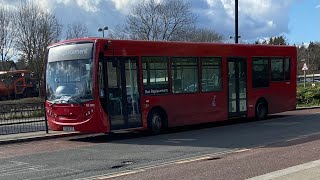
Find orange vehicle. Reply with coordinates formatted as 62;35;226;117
0;70;38;100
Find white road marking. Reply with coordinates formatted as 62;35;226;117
0;161;43;176
0;161;81;179
96;170;145;179
77;148;243;180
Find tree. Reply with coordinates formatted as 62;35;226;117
0;7;17;66
306;42;320;76
65;22;89;39
15;2;62;96
255;35;288;45
178;27;224;42
110;0;224;42
120;0;197;41
269;36;288;45
296;42;320;76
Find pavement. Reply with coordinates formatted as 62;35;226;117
0;130;82;145
247;160;320;180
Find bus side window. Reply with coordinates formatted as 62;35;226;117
201;57;222;92
142;57;169;95
252;58;269;88
271;58;284;81
171;57;198;94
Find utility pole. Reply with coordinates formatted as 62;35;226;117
235;0;239;44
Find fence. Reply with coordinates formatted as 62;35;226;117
0;103;48;135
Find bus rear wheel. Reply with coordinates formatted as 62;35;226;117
255;100;268;120
148;110;164;135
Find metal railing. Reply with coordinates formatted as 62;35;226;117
0;103;48;135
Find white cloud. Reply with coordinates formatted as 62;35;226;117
110;0;140;14
25;0;102;12
0;0;18;10
110;0;163;14
316;4;320;8
203;0;295;40
0;0;299;42
75;0;102;12
267;20;275;28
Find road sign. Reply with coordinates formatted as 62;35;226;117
302;63;308;71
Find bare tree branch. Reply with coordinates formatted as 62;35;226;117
111;0;223;43
0;7;17;66
15;1;62;96
124;0;197;41
65;22;89;39
178;27;224;42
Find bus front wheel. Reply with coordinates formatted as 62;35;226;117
255;100;268;120
148;110;164;135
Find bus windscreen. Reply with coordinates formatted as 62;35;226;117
46;43;94;104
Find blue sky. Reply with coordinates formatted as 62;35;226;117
1;0;319;45
288;0;320;45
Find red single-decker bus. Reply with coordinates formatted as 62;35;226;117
45;38;297;134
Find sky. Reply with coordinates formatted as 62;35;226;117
1;0;319;45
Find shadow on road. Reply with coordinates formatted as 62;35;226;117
69;113;303;148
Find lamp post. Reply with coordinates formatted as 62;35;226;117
229;35;241;43
98;26;108;37
235;0;239;44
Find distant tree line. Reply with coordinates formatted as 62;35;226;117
297;42;320;76
254;35;288;45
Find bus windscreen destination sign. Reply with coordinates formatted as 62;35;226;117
48;43;93;62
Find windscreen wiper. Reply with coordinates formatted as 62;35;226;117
66;96;82;106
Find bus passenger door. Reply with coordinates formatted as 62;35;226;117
227;58;247;118
106;57;142;130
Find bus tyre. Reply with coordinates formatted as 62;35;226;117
255;100;268;120
148;110;163;135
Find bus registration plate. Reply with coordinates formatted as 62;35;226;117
63;126;74;132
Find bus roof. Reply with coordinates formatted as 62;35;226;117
48;37;296;49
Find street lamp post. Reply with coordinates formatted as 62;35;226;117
98;26;108;37
229;35;241;43
235;0;239;44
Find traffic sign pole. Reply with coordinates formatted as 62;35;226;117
304;70;306;88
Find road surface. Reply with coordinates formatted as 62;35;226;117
0;108;319;180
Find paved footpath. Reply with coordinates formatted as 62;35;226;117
0;130;81;145
248;160;320;180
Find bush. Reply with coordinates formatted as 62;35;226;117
297;83;320;106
